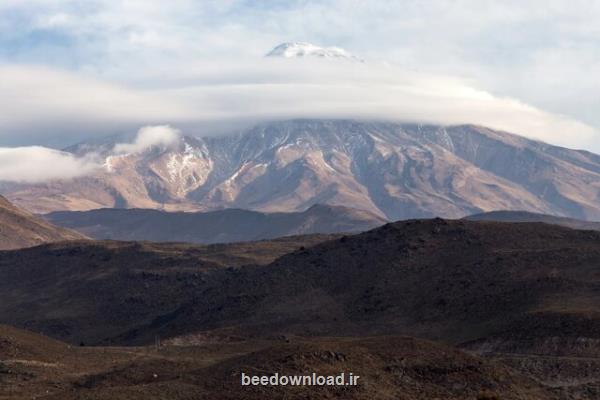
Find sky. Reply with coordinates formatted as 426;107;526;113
1;0;600;153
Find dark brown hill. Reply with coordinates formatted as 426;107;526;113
0;324;68;361
0;195;86;250
0;326;557;400
44;204;386;244
136;219;600;356
3;220;600;398
192;336;554;400
0;235;336;344
2;218;600;359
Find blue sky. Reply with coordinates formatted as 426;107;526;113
1;0;600;151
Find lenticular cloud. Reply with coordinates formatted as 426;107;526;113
0;56;597;151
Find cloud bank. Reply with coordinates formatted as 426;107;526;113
0;146;100;183
0;59;597;151
3;1;600;184
0;125;180;183
0;56;597;184
2;0;600;141
2;1;600;151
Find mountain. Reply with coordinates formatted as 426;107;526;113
466;210;600;231
266;42;363;61
44;204;386;243
0;195;86;250
6;120;600;221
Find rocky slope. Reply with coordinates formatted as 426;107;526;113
0;325;558;400
0;235;338;345
3;219;600;398
44;204;385;243
6;120;600;221
0;195;86;250
135;219;600;353
2;219;600;356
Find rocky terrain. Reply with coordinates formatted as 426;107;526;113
0;234;337;345
6;120;600;221
0;195;86;250
3;219;600;349
130;219;600;351
0;325;561;400
44;204;385;243
1;219;600;398
2;219;600;398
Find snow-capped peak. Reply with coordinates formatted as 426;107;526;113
266;42;363;62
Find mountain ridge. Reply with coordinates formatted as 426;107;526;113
5;119;600;221
44;203;386;243
0;195;87;250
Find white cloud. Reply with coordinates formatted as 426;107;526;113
0;146;100;183
0;125;180;183
0;60;596;151
113;125;180;154
3;0;600;151
0;65;189;127
2;1;600;151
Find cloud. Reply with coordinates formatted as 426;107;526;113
113;125;180;154
0;65;190;145
3;0;600;151
165;58;597;149
0;125;179;183
0;60;597;152
0;146;100;183
1;1;599;150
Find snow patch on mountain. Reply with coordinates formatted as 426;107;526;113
9;120;600;222
266;42;363;62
